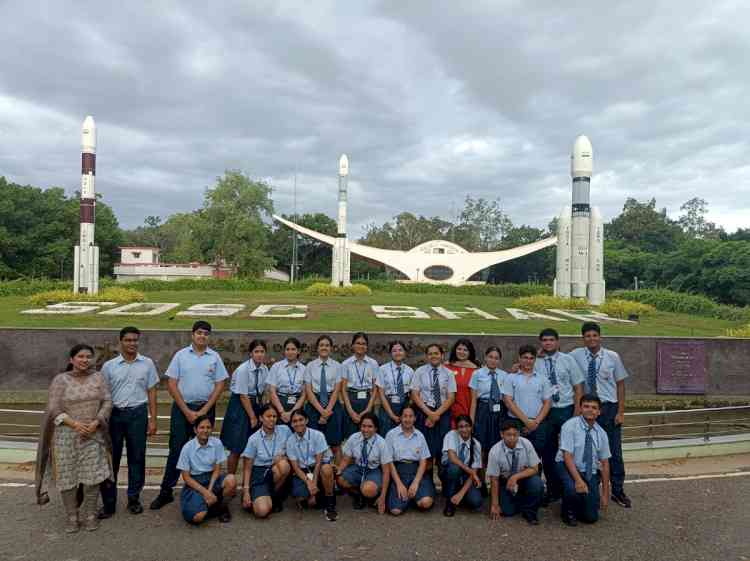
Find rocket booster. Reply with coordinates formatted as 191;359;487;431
331;154;351;287
73;116;100;294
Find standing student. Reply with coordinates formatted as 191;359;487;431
385;405;435;516
220;339;269;476
335;413;392;513
445;339;478;427
534;328;585;506
487;420;544;525
469;346;507;483
304;335;344;460
151;321;229;510
502;344;552;459
268;337;306;425
440;415;483;516
99;326;159;518
570;322;631;508
376;340;414;436
177;415;236;525
410;344;456;475
286;409;338;521
556;394;611;525
240;405;292;518
341;332;379;439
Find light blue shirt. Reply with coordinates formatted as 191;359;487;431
285;428;331;468
101;353;159;409
177;436;227;475
469;367;509;400
385;426;431;462
441;430;482;468
486;437;539;478
241;425;292;467
502;371;553;419
268;359;306;395
410;364;457;409
376;361;415;401
303;357;342;395
230;360;269;398
569;347;629;404
166;345;229;404
341;355;378;390
343;432;392;468
556;415;611;472
533;351;585;408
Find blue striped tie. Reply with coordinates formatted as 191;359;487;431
319;362;329;407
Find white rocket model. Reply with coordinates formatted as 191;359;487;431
330;154;351;287
554;135;605;305
73;116;100;294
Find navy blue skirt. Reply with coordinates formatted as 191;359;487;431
474;400;505;452
220;393;260;454
343;389;373;439
415;407;451;460
378;396;408;437
306;399;344;446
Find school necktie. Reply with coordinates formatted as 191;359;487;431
361;438;369;468
319;363;329;407
509;448;518;475
489;370;501;404
587;353;598;396
546;357;560;403
584;424;594;480
396;365;404;398
459;442;467;463
253;368;261;398
431;367;442;408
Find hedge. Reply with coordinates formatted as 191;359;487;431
611;289;750;321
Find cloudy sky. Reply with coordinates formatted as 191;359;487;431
1;1;748;236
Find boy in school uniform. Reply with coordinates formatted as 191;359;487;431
556;394;611;526
177;415;236;525
569;322;632;508
487;420;544;525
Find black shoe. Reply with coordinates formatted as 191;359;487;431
480;484;489;498
612;491;632;508
562;512;578;527
324;499;338;521
218;505;232;523
97;508;114;520
149;492;174;510
127;498;143;515
352;494;366;510
272;497;284;513
523;512;540;525
541;492;559;507
443;502;456;517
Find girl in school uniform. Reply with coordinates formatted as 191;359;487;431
341;332;379;439
445;339;479;428
286;409;338;521
376;340;415;436
220;339;269;475
335;413;392;513
268;337;307;425
469;346;508;481
410;344;456;476
441;415;484;516
240;405;292;518
304;335;345;461
384;405;435;515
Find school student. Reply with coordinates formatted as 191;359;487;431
440;415;483;517
502;344;552;459
376;340;415;436
304;335;345;459
487;420;544;525
445;339;478;427
385;405;435;515
341;332;379;439
220;339;269;475
177;415;236;525
410;344;456;475
569;322;631;508
556;394;611;525
335;413;392;513
151;320;229;510
534;328;585;506
240;405;292;518
99;326;159;518
268;337;306;425
286;409;338;521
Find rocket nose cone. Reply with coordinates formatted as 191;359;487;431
571;135;592;177
339;154;349;176
82;115;97;151
572;135;592;155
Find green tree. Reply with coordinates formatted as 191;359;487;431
605;198;684;252
454;195;513;251
269;213;337;278
678;197;723;239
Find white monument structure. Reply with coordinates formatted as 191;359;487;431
73;116;100;294
331;154;351;286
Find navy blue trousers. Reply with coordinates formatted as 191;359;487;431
597;402;625;494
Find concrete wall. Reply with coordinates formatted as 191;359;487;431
1;328;748;396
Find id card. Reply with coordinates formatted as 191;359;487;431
391;395;401;404
306;472;315;481
357;391;367;400
492;403;502;413
287;396;297;405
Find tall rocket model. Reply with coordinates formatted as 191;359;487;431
554;135;605;305
330;153;351;287
73;116;100;294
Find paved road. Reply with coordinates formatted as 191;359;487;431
0;475;749;561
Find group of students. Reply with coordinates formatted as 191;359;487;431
35;320;631;533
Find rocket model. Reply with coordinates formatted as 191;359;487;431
73;116;100;294
554;135;605;305
330;154;351;287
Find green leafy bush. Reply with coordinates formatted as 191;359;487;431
28;287;145;306
304;283;372;297
359;281;550;297
612;289;750;321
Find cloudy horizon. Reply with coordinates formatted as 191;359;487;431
1;1;748;237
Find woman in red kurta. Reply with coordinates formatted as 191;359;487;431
445;339;478;428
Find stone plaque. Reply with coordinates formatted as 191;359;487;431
657;341;706;394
